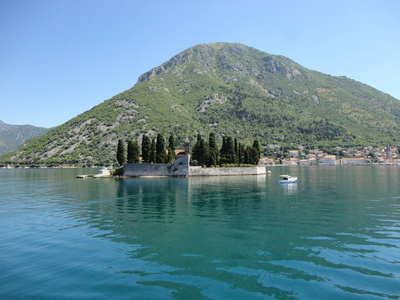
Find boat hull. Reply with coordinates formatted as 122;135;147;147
279;175;297;183
279;179;297;183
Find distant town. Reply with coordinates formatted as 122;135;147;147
259;145;399;166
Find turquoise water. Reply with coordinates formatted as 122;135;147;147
0;167;399;299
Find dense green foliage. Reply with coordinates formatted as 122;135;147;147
192;132;260;166
167;134;176;164
127;140;140;163
150;138;156;164
156;133;167;163
208;132;218;166
141;135;151;163
1;42;400;166
116;139;125;166
192;134;210;166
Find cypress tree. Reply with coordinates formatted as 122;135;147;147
238;142;243;164
150;138;156;163
167;134;176;164
253;140;261;155
128;140;140;163
226;136;236;164
248;147;259;165
252;140;261;164
243;147;250;164
208;132;218;166
141;135;151;163
220;136;228;165
199;138;210;167
156;133;167;163
234;138;238;163
127;140;134;163
209;132;217;151
191;135;202;166
116;139;125;166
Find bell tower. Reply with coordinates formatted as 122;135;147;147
184;137;190;155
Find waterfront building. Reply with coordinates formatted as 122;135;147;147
320;155;337;165
340;157;371;166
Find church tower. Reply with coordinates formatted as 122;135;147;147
184;137;190;155
385;144;392;160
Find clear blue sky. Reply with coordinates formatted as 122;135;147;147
1;0;399;128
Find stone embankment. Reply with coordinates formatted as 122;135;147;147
123;155;266;177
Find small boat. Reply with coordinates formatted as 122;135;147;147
99;168;110;175
279;175;297;183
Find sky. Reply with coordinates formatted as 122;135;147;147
1;0;399;128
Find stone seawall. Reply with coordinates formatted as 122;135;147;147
123;155;189;177
189;166;266;176
123;155;266;177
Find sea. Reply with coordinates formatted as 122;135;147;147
1;166;399;299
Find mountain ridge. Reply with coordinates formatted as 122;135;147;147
1;42;399;166
0;120;49;155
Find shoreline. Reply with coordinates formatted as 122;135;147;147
1;162;400;170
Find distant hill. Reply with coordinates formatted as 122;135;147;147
1;42;400;166
0;121;49;155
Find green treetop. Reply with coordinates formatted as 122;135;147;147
116;139;125;166
141;135;151;163
150;138;156;163
127;140;140;163
208;132;219;166
167;134;176;164
156;133;167;163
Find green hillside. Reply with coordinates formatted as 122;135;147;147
0;121;49;155
1;42;399;166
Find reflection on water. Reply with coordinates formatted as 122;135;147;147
1;167;400;299
280;182;298;195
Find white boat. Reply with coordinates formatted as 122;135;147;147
279;175;297;183
99;168;110;175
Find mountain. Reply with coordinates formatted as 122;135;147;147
0;121;49;156
1;42;400;166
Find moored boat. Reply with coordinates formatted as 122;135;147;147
279;175;297;183
99;167;110;175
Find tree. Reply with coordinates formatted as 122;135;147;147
234;138;238;163
127;140;140;163
252;140;261;164
116;139;125;166
248;146;259;165
219;136;228;164
208;132;218;166
219;136;236;165
150;138;156;163
227;136;236;164
238;142;244;164
141;135;151;163
156;133;167;163
192;134;209;166
243;146;250;164
198;138;210;166
127;140;134;163
253;140;261;156
192;135;202;165
167;134;176;164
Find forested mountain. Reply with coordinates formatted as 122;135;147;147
0;121;48;155
1;42;400;166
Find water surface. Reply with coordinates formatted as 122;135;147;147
1;167;399;299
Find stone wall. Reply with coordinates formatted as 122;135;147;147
123;154;266;177
123;155;189;177
189;166;266;176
